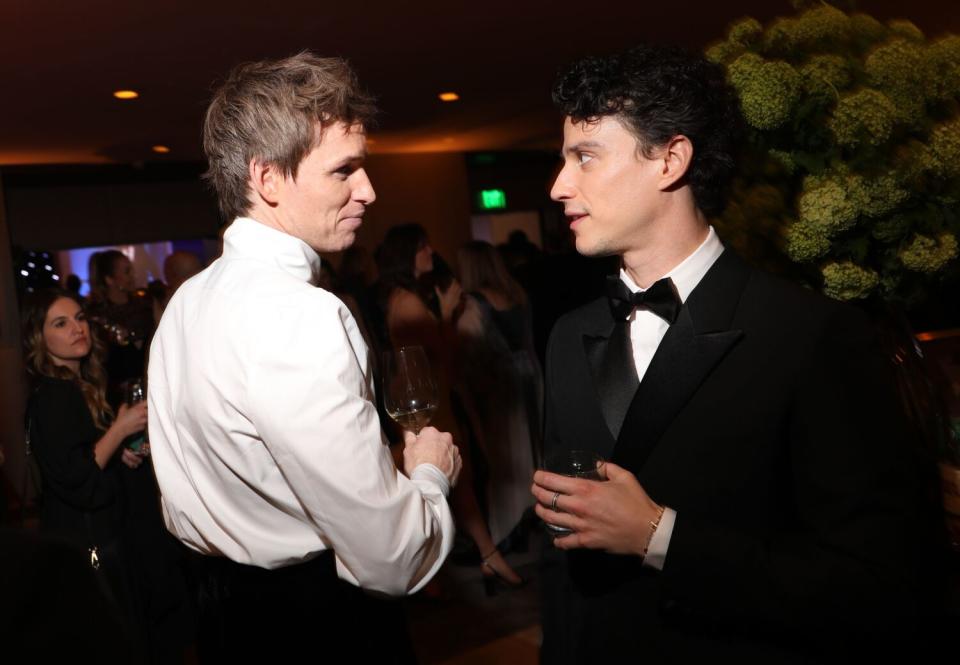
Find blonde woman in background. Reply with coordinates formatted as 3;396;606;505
457;240;543;553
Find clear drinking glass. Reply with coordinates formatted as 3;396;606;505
382;346;438;435
542;450;606;535
123;378;147;454
124;378;145;405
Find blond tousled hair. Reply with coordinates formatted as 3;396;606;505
202;51;377;221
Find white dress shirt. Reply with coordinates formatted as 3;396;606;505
148;217;454;595
618;226;724;570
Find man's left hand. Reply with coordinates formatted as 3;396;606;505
532;462;661;556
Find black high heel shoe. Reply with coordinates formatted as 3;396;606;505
480;548;527;596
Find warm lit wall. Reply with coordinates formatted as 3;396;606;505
3;153;474;266
4;179;222;250
342;152;473;266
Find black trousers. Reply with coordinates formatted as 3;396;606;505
186;548;417;664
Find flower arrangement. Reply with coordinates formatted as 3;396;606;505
707;1;960;304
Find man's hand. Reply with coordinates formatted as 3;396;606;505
403;427;462;486
531;461;661;556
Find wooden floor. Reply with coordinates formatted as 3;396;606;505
406;529;543;665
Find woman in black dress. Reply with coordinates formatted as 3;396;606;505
22;289;148;606
377;225;524;590
86;250;155;403
456;241;543;553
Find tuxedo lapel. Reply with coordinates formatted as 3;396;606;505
612;250;750;472
578;300;627;459
584;320;639;446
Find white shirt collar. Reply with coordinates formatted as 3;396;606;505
619;225;724;303
223;217;323;286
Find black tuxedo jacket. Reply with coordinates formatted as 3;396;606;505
540;250;928;664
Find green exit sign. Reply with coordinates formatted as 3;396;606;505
477;189;507;210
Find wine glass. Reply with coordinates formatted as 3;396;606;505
382;346;437;435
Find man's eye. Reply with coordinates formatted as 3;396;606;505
578;153;593;165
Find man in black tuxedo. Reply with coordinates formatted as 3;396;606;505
532;45;934;663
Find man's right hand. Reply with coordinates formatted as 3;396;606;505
403;427;462;486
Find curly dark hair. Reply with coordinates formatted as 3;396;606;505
552;44;742;215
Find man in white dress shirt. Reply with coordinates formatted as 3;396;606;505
148;52;461;660
531;45;928;663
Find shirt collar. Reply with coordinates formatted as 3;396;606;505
619;225;724;303
222;217;323;286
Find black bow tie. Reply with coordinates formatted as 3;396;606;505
606;275;681;325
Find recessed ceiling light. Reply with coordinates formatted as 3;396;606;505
152;145;171;154
113;90;139;100
438;92;460;102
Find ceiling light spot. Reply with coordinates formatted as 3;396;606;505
438;92;460;102
152;145;171;154
113;90;139;100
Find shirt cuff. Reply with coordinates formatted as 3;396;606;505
642;507;676;571
410;463;450;497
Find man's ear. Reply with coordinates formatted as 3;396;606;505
657;135;693;191
248;158;283;206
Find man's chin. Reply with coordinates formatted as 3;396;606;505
574;235;613;258
313;233;356;254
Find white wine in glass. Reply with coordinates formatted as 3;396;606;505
383;346;437;435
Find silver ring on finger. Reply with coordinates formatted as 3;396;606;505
551;491;561;512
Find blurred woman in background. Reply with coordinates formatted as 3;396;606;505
377;224;524;591
457;241;543;551
86;250;155;404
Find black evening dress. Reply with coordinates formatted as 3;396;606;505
28;375;130;607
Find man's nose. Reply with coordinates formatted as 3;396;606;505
550;164;573;202
353;169;376;205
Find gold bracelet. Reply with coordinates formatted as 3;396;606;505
641;504;666;560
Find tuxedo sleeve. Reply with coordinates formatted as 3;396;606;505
659;305;923;643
